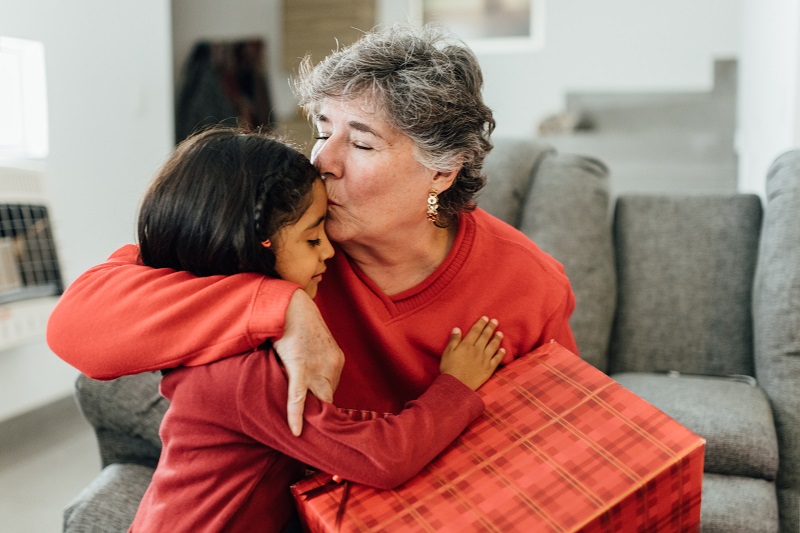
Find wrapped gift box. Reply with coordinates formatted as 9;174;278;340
291;342;705;532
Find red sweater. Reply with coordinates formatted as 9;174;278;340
130;351;482;532
48;208;577;412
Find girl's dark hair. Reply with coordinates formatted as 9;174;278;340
137;127;319;278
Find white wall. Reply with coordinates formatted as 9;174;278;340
736;0;800;197
382;0;800;197
175;0;742;139
0;0;174;421
380;0;742;138
0;0;795;422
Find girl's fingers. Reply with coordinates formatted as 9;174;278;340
476;318;499;346
447;327;462;350
485;330;504;356
490;348;506;368
463;316;490;344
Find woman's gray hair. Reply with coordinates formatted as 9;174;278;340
294;23;495;227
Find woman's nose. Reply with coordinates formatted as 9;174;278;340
311;139;342;180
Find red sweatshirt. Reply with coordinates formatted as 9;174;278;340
131;350;482;532
48;208;577;412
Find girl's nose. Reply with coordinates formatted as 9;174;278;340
320;230;335;261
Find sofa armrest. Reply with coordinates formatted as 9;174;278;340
753;149;800;532
75;372;166;468
64;463;153;533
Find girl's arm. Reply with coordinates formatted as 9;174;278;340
239;318;504;488
285;373;483;489
46;245;296;379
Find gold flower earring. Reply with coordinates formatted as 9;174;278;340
426;189;439;223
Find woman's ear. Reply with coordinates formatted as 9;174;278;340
432;166;460;193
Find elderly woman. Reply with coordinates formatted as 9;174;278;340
47;24;577;434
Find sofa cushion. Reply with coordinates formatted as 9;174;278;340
479;137;553;227
613;372;778;481
520;153;616;372
609;195;762;376
700;473;779;533
64;463;153;533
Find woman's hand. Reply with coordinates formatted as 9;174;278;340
440;317;505;391
273;290;345;436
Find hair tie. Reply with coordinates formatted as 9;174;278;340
261;239;271;248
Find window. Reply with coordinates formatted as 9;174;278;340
0;37;58;350
0;37;48;160
414;0;545;53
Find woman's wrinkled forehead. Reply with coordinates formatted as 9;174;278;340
319;96;421;143
315;91;389;122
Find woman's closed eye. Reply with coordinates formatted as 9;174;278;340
315;136;371;151
308;238;322;247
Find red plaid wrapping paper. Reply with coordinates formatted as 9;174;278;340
291;341;705;532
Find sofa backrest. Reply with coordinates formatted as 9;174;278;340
608;194;763;376
481;137;617;371
479;137;554;227
753;149;800;501
519;152;616;371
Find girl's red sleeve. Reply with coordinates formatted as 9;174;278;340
46;244;298;379
237;352;485;489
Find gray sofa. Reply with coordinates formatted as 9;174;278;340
64;138;800;532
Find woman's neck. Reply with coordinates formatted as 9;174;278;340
339;223;458;296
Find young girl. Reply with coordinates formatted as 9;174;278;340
123;128;505;532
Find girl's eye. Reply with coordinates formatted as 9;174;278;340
308;238;322;247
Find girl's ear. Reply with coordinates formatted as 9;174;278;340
432;166;460;193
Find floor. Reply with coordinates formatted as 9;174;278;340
0;397;101;532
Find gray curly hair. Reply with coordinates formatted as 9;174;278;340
293;23;495;227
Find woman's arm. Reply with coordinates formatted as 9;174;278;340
48;244;344;435
274;291;345;436
46;244;297;379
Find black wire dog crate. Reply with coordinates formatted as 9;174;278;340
0;165;63;350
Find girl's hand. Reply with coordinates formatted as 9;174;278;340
440;316;506;391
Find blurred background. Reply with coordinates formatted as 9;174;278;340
0;0;798;530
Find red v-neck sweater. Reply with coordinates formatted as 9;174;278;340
130;352;482;532
317;209;577;413
48;208;577;412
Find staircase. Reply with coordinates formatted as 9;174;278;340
541;60;738;198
